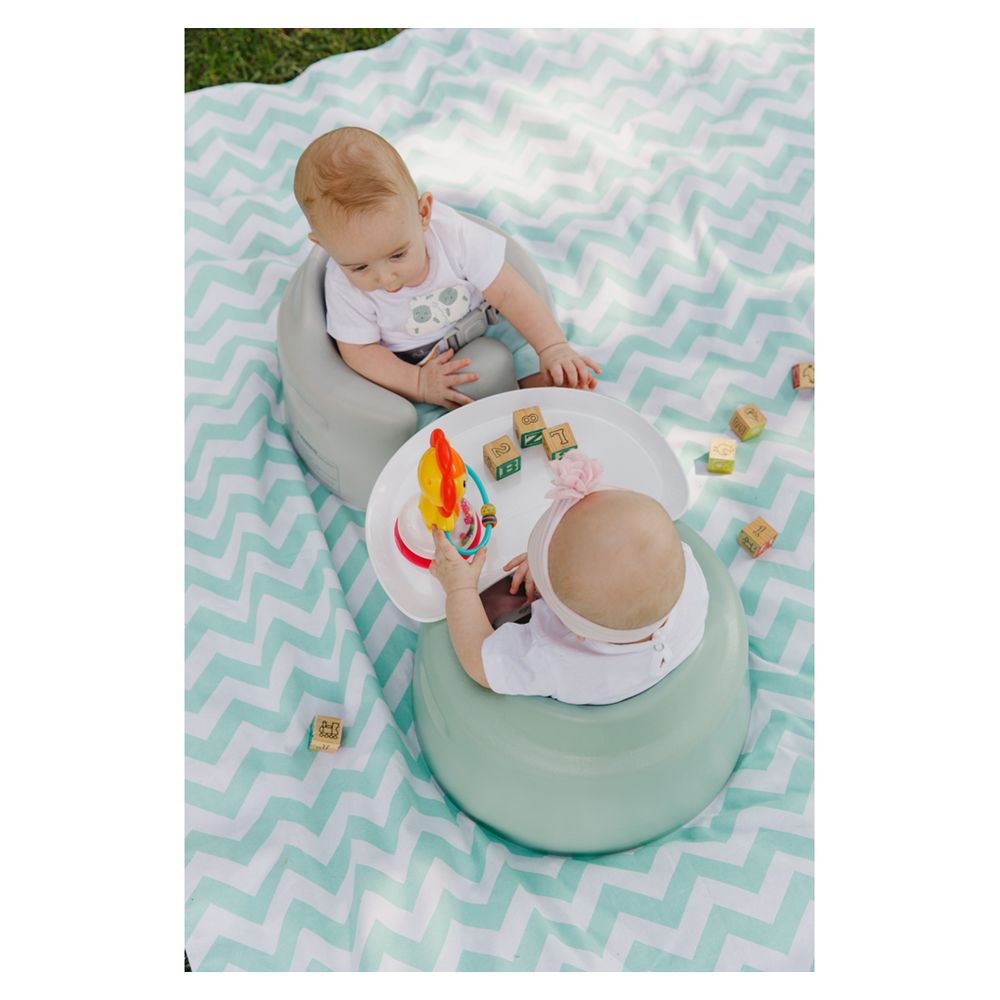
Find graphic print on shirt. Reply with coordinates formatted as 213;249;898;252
406;285;471;337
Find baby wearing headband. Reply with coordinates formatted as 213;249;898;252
429;452;709;705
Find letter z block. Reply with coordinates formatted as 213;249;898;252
513;406;546;448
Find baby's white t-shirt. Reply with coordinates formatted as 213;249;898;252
323;202;507;354
480;542;709;705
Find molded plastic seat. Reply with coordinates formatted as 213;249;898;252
412;522;750;855
276;214;554;509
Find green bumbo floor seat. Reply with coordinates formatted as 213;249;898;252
413;522;750;855
276;214;554;510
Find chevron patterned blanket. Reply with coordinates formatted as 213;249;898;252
185;28;814;971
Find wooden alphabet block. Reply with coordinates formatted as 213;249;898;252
791;362;815;389
483;435;522;480
541;422;578;461
729;404;767;441
738;516;778;558
309;715;342;753
707;438;737;474
513;406;546;448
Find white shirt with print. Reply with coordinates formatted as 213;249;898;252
323;201;506;354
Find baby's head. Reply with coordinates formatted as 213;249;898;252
293;127;432;293
543;489;685;637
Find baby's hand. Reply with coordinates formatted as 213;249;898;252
417;347;479;408
538;341;600;390
502;552;538;600
428;527;488;595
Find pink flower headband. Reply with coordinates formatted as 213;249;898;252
526;452;671;643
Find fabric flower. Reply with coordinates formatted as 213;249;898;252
545;451;604;501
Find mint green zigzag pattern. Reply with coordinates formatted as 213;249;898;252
186;28;813;971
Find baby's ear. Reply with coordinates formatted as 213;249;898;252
417;192;434;228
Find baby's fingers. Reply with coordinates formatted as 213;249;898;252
573;358;596;388
446;389;476;407
430;526;448;555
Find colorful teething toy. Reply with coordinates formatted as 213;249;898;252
394;429;495;568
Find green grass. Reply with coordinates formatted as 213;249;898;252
184;28;404;92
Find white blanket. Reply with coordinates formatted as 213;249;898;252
185;27;814;971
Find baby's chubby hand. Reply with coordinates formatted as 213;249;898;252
502;552;538;600
417;347;479;409
538;341;600;390
428;526;489;595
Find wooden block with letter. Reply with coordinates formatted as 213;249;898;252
309;715;343;753
513;406;546;448
791;362;815;389
737;517;778;558
483;435;522;480
541;422;578;461
729;404;767;441
707;437;737;474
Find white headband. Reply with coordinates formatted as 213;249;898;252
526;452;672;643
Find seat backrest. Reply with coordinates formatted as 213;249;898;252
276;243;352;404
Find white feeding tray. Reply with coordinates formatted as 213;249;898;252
365;387;691;623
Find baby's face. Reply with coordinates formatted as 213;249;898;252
314;193;432;293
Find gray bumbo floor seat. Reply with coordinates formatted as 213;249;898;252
277;214;555;509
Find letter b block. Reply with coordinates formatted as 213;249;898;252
483;435;522;480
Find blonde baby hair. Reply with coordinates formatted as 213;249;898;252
293;126;418;230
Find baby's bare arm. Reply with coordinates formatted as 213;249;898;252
337;341;479;408
483;263;564;354
444;589;493;688
428;528;494;687
337;341;422;399
483;263;600;389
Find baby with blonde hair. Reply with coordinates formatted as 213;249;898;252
293;127;600;409
429;453;709;705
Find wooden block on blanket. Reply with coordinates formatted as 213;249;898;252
513;406;546;448
541;422;578;461
791;362;815;389
738;517;778;558
483;435;521;480
729;404;767;441
309;715;343;753
707;438;737;474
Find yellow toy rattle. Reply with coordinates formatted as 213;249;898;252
394;428;496;569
